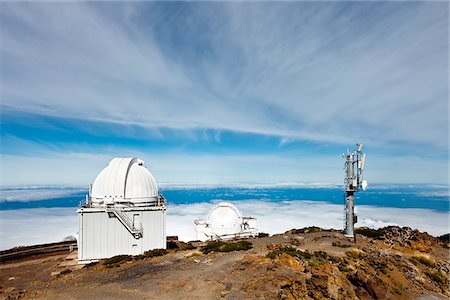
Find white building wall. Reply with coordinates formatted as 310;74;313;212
194;223;207;241
78;208;166;262
141;210;166;251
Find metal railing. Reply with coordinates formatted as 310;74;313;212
107;208;142;239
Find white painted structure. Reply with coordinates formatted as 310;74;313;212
194;202;257;241
77;157;166;263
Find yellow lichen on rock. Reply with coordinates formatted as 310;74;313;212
275;253;305;272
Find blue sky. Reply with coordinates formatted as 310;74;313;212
0;2;448;185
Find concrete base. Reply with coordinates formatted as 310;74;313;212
77;259;100;265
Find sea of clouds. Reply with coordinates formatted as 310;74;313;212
0;186;85;202
1;199;448;250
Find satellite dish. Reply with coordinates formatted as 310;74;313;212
361;180;368;191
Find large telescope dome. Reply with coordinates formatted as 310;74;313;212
90;157;159;206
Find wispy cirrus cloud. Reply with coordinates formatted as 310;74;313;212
1;2;447;148
0;2;448;186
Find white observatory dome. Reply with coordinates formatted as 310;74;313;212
90;157;159;206
194;202;258;241
207;202;242;228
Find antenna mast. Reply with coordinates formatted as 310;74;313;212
343;143;367;239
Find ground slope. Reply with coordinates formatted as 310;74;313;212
1;226;448;300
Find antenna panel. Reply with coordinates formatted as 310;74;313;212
360;153;366;170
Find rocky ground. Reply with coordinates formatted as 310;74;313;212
0;226;448;300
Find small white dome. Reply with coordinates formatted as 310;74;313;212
90;157;159;206
62;235;77;242
194;202;258;241
207;202;242;228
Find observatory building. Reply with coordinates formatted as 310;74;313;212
77;157;166;263
194;202;257;241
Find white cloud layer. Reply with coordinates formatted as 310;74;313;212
0;208;79;250
168;200;450;242
0;186;84;202
1;200;448;250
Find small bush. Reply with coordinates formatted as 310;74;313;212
135;248;168;260
266;247;339;266
291;227;322;234
411;255;436;267
144;248;167;257
258;232;270;238
201;241;253;254
355;227;385;239
180;244;196;250
266;247;304;259
426;269;447;285
437;233;449;248
437;233;449;243
60;269;72;275
345;249;364;259
315;251;340;264
104;255;132;267
338;265;352;272
84;261;98;268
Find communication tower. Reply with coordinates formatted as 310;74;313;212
343;143;367;239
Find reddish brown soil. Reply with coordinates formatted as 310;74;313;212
1;227;448;300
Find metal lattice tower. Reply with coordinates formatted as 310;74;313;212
343;144;367;238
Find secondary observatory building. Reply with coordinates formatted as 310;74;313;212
77;157;166;263
194;202;257;241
